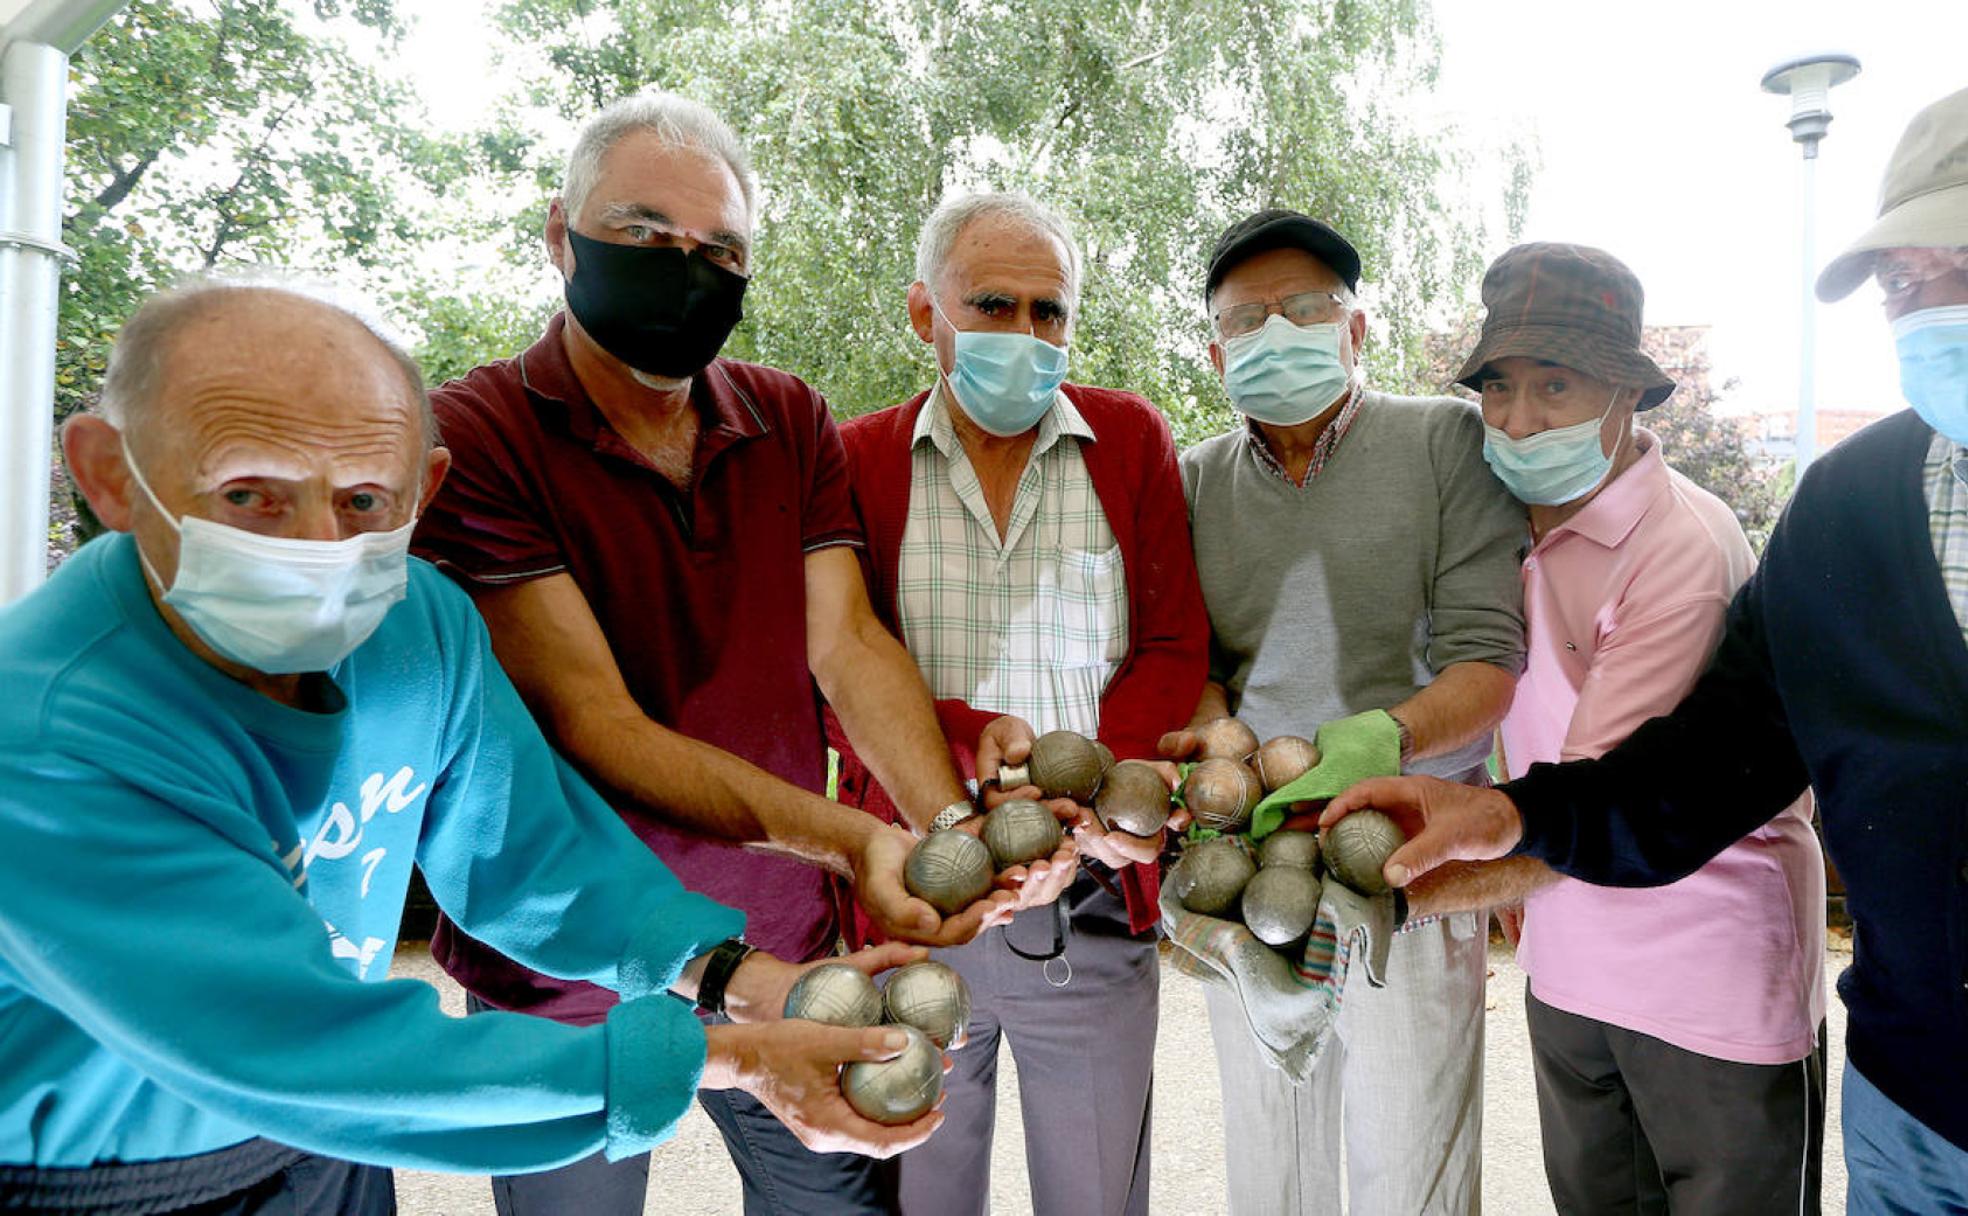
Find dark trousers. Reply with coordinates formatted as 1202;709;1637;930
465;995;887;1216
0;1143;393;1216
1527;986;1825;1215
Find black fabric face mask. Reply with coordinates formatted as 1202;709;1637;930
562;230;748;379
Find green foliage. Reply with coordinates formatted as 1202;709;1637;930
56;0;464;421
482;0;1514;442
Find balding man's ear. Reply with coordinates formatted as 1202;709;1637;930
62;415;139;534
416;447;452;518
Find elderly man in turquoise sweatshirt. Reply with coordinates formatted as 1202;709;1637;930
0;279;941;1215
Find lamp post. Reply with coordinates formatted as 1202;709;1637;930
1761;52;1859;476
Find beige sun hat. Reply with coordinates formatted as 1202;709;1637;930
1817;86;1968;302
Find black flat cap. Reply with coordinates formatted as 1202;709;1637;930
1205;209;1362;299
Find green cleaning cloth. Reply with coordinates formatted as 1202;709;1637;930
1247;709;1402;840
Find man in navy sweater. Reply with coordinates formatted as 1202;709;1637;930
1325;86;1968;1212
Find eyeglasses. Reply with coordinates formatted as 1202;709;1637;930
1211;290;1349;339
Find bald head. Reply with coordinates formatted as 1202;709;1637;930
101;280;435;459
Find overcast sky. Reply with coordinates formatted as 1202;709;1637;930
398;0;1965;418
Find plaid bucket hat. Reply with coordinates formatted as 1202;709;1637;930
1816;86;1968;302
1452;242;1677;410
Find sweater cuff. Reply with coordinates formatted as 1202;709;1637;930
602;995;707;1160
616;891;747;1002
1499;769;1557;862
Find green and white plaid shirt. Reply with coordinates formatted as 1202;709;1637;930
896;384;1128;737
1925;430;1968;640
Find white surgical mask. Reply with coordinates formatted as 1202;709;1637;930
122;438;413;674
1221;314;1353;426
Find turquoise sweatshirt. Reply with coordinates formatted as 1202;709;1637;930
0;534;745;1170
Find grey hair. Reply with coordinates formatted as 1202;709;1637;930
914;192;1082;303
100;275;436;453
562;92;757;226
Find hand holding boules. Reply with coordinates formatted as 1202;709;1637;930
977;715;1038;809
995;730;1106;803
715;1020;944;1157
855;821;1014;948
724;942;927;1024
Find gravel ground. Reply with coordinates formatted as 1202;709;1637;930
393;935;1850;1214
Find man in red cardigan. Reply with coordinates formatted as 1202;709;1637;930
831;192;1208;1216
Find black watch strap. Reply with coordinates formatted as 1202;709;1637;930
694;937;754;1015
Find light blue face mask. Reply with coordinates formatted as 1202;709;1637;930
1894;305;1968;446
1220;313;1351;426
933;297;1069;437
1481;390;1624;506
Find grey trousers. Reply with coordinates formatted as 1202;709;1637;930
889;870;1159;1216
1204;911;1487;1216
1527;987;1826;1216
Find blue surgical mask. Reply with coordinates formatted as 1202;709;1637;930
1482;390;1624;506
1893;305;1968;445
1220;314;1351;426
933;297;1069;437
122;438;413;674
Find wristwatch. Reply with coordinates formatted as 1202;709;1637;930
693;937;755;1016
928;799;978;835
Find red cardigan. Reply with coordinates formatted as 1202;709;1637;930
828;382;1209;935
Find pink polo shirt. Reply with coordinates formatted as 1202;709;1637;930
1506;433;1826;1065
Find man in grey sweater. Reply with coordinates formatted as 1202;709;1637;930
1169;210;1526;1214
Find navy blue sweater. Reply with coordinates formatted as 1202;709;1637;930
1506;409;1968;1150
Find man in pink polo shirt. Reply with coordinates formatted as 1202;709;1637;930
1408;243;1827;1213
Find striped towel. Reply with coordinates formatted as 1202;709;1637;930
1161;869;1402;1083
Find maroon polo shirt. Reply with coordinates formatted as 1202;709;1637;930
413;312;861;1023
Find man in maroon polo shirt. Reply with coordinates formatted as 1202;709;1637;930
413;93;1076;1216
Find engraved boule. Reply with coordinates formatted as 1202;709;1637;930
1195;717;1260;762
1241;865;1323;946
980;799;1064;870
1182;758;1262;833
1253;735;1322;793
1321;810;1409;896
782;962;883;1026
997;730;1105;802
1095;760;1171;837
842;1025;944;1125
881;961;972;1048
1170;837;1257;917
904;830;996;916
1258;828;1322;871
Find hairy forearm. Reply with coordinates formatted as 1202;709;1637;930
1402;856;1556;919
815;617;968;832
561;699;876;874
1389;661;1516;763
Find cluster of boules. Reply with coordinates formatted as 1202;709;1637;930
784;961;972;1125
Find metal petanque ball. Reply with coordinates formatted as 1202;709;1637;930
1182;758;1261;833
1241;866;1323;947
998;730;1105;803
1253;735;1322;793
842;1025;944;1125
980;799;1064;870
1195;717;1260;762
1095;760;1171;837
905;829;996;916
1258;828;1322;871
1093;740;1117;776
1321;810;1409;896
783;962;883;1026
1171;837;1257;917
881;961;971;1049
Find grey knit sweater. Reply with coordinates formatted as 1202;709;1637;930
1180;391;1528;779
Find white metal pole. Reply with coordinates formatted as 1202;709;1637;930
1796;150;1819;474
0;37;68;604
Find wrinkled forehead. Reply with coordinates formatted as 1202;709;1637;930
150;304;425;483
1211;247;1346;309
944;214;1074;292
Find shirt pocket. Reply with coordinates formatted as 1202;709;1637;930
1041;545;1129;669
